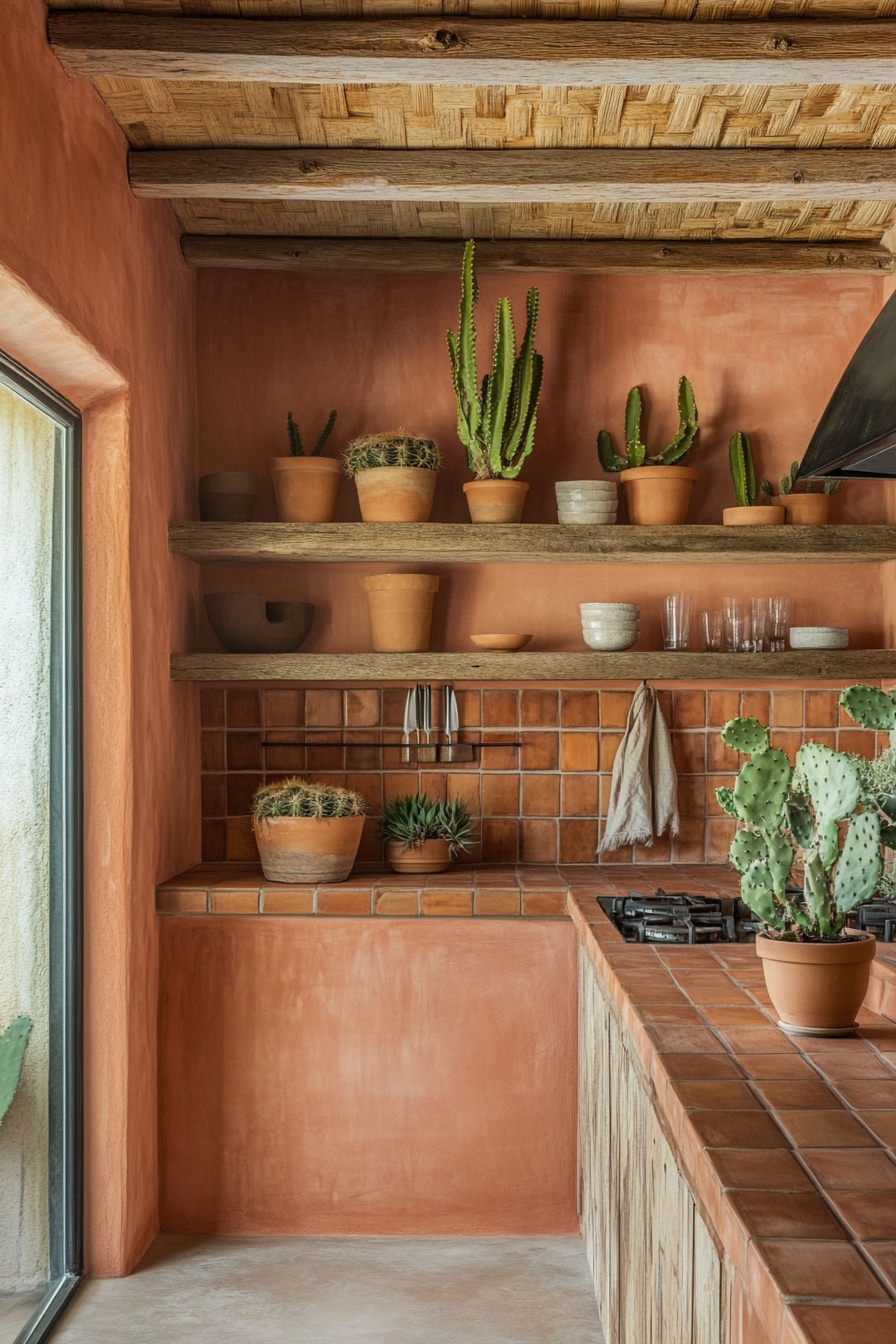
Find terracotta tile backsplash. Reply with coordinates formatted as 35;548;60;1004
199;684;877;866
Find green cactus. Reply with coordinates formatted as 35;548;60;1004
0;1016;32;1124
778;459;801;495
730;828;768;874
722;717;770;757
287;408;337;457
796;743;861;825
733;749;792;832
447;240;543;480
840;684;896;748
728;431;757;508
716;785;740;819
833;811;882;913
597;377;698;472
787;798;815;849
741;861;784;928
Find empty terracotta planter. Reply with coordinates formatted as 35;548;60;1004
385;838;451;874
756;932;876;1036
205;592;313;653
254;815;365;883
619;466;697;525
354;467;438;522
784;493;831;526
270;456;341;523
363;573;439;652
722;505;786;526
463;479;529;523
199;472;258;522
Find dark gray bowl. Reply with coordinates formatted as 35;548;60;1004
205;593;313;654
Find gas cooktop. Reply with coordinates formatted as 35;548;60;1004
597;889;896;945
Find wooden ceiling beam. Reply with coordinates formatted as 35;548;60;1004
179;236;896;274
49;13;896;86
130;148;896;202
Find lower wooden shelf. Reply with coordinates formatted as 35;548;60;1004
170;649;896;682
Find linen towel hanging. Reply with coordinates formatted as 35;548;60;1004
598;682;679;853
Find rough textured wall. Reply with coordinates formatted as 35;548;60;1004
0;386;54;1291
0;0;199;1275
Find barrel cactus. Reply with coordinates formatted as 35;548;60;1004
719;717;882;939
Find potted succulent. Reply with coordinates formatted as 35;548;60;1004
760;460;840;525
1;1016;32;1125
447;239;543;523
722;431;785;526
377;793;475;874
718;715;880;1035
597;378;698;525
251;777;367;883
270;409;340;523
344;433;441;522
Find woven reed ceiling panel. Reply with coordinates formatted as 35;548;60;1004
44;1;896;18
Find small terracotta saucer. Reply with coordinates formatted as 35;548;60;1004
470;633;532;652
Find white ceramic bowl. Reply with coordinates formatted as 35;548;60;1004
556;480;617;492
581;602;639;615
558;513;617;526
581;616;639;626
789;626;849;650
582;629;639;651
581;621;640;633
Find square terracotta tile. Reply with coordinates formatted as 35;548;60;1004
742;691;771;724
677;776;706;818
522;890;567;917
157;888;208;914
316;887;372;916
832;1191;896;1240
482;773;520;816
201;774;227;818
634;835;672;864
482;689;519;728
201;731;225;772
598;732;622;772
836;1079;896;1109
858;1111;896;1147
263;736;306;773
670;1080;762;1110
705;818;737;863
227;773;262;816
673;690;706;729
561;774;599;817
719;1027;799;1055
345;689;380;727
805;691;839;729
706;1148;814;1192
707;690;740;728
200;688;225;727
381;687;407;727
521;689;558;728
444;772;481;812
201;819;226;862
772;691;804;728
420;889;473;916
671;732;707;774
754;1080;843;1110
785;1304;896;1344
735;1054;821;1080
838;728;877;760
800;1148;896;1190
770;729;803;764
210;889;260;914
226;732;263;772
305;689;343;727
815;1052;896;1080
474;888;520;917
750;1238;889;1301
560;690;598;727
688;1109;789;1149
520;731;558;772
700;1006;773;1027
559;819;599;864
707;732;741;773
647;1025;728;1054
775;1110;879;1149
262;887;315;915
521;773;560;816
866;1243;896;1296
729;1190;847;1240
226;816;259;863
672;818;707;864
264;690;303;727
226;689;261;728
374;889;419;916
599;691;633;728
520;819;558;864
482;819;518;864
655;1053;746;1080
454;690;481;727
561;732;599;772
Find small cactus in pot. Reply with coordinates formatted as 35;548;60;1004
344;432;442;522
270;405;341;523
761;460;840;525
722;432;785;526
596;379;699;525
718;717;881;1033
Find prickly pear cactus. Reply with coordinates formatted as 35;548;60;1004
715;786;740;819
834;810;882;915
740;861;783;928
796;743;861;825
729;829;767;873
840;684;896;736
0;1016;32;1124
786;799;815;850
733;748;792;832
722;717;770;757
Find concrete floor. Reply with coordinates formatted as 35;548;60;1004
52;1236;605;1344
0;1287;45;1344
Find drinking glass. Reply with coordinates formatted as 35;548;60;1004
662;593;694;651
749;597;770;654
701;610;723;653
768;597;792;653
724;597;750;653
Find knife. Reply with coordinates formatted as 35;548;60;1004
403;687;415;747
424;684;432;747
447;686;459;746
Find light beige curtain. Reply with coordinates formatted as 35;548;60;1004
0;381;54;1292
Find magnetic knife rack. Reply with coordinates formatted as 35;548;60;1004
260;739;522;764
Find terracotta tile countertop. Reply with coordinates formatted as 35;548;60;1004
569;885;896;1344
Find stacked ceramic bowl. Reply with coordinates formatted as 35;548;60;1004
556;480;618;525
580;602;640;651
789;626;849;650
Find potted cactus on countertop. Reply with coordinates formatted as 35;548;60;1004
760;459;841;525
0;1016;32;1126
252;777;368;884
722;431;785;526
597;378;699;524
270;407;340;523
377;793;475;873
344;432;442;522
718;712;882;1035
447;239;543;523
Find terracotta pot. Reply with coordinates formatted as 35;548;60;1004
463;479;529;523
205;592;313;653
199;471;258;522
722;505;786;527
756;931;877;1036
253;814;365;884
354;467;438;522
619;466;698;525
270;456;341;523
362;573;439;652
386;838;451;874
784;493;831;526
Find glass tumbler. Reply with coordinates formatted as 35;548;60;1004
749;597;770;654
662;593;694;651
701;610;723;652
724;597;750;653
768;597;792;653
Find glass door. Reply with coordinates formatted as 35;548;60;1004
0;353;81;1344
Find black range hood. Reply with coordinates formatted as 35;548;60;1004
798;287;896;480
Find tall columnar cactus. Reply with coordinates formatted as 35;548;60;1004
447;240;543;480
0;1016;32;1125
728;431;757;507
597;377;698;473
287;409;337;457
718;717;883;939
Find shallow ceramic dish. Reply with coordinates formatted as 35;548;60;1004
789;626;849;650
582;629;638;651
470;633;533;652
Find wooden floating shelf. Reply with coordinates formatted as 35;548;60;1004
168;522;896;566
170;650;896;683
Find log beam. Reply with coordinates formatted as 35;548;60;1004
180;236;896;274
129;147;896;202
49;14;896;87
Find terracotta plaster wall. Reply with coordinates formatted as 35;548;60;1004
159;917;579;1235
0;0;200;1275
